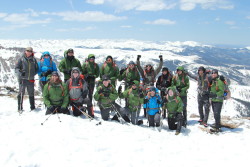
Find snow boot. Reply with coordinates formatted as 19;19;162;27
137;120;143;125
111;114;119;122
210;128;221;133
17;95;23;111
175;131;180;135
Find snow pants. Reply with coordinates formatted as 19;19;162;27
211;101;223;129
18;79;35;110
180;96;187;126
197;94;210;123
148;113;161;127
71;98;94;117
98;102;125;121
167;113;183;132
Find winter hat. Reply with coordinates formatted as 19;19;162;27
132;80;140;87
162;67;168;72
68;48;74;53
167;86;178;97
198;66;206;73
71;67;81;74
106;55;113;61
51;71;59;76
42;51;51;58
25;47;33;52
88;54;95;59
128;61;135;65
102;75;110;81
212;69;219;74
148;86;156;92
177;66;184;71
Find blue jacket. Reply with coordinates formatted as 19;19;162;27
38;56;57;82
143;94;162;116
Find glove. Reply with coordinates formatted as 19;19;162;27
76;102;82;107
139;93;144;98
60;107;68;114
103;92;109;97
118;86;122;94
48;106;55;112
137;55;141;61
176;86;182;93
19;70;25;76
157;99;161;104
159;55;163;61
120;68;126;75
144;98;149;104
45;69;52;76
63;69;71;74
220;75;225;82
209;93;217;98
98;89;103;94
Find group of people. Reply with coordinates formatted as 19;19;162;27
15;47;227;134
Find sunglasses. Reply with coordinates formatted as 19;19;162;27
26;50;33;52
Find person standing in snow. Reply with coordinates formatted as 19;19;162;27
43;71;70;115
136;55;163;117
187;66;212;127
59;48;82;83
67;67;94;117
38;51;57;91
82;54;100;102
15;47;38;112
156;67;172;118
118;80;144;125
162;87;183;135
143;86;162;127
99;55;119;87
94;75;127;121
171;66;189;127
209;69;225;133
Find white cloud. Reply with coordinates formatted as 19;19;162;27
144;19;176;25
215;17;220;21
225;21;235;25
86;0;105;5
0;13;7;18
3;13;51;25
86;0;176;11
56;26;96;32
52;11;126;22
179;0;234;11
120;25;132;28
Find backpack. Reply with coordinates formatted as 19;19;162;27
220;75;231;100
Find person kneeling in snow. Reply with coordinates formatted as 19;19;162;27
143;86;162;127
66;67;94;117
94;75;128;121
162;87;183;135
118;80;144;125
43;71;70;115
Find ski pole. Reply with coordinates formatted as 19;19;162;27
72;104;93;121
110;103;126;124
18;80;24;114
55;109;62;122
41;107;58;125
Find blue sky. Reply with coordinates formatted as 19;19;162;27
0;0;250;46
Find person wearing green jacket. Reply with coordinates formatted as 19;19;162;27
94;75;125;121
99;55;119;86
59;48;82;82
162;87;183;135
209;69;225;133
118;80;144;125
43;71;70;115
171;66;189;127
82;54;100;102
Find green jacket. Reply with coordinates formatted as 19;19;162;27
94;83;118;108
119;68;140;88
210;77;225;102
59;57;82;80
82;61;100;82
171;74;190;96
163;96;183;118
43;81;69;108
119;88;144;112
100;62;119;86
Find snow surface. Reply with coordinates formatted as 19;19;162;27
1;92;250;167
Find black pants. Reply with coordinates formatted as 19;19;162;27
18;79;35;110
197;94;210;123
98;102;124;121
71;98;93;117
45;106;70;115
39;81;48;93
148;113;161;127
211;102;223;129
160;90;167;118
86;78;95;102
167;113;182;132
180;96;187;125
